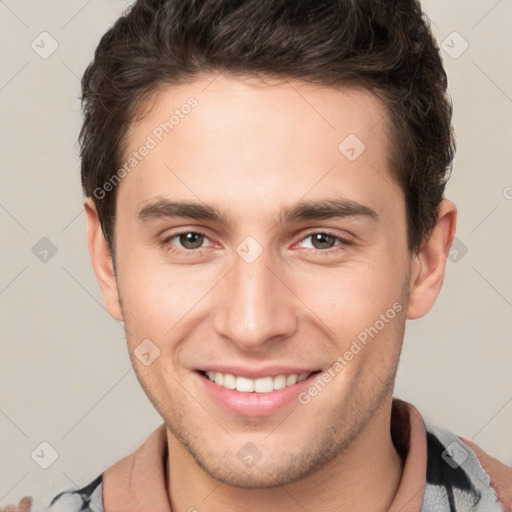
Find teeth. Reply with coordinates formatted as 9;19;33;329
273;375;287;390
236;376;255;392
223;373;236;389
286;374;298;386
204;371;313;393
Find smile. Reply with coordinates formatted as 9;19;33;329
202;370;320;393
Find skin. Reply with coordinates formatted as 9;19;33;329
85;74;457;512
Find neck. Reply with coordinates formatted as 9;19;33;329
166;397;404;512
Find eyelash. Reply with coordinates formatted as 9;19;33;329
160;229;352;257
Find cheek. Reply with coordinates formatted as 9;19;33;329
292;257;405;325
115;251;220;342
119;274;184;332
288;253;407;370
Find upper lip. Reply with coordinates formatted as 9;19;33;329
197;365;321;379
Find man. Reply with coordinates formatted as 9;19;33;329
11;0;510;511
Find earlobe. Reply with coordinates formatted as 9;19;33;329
84;198;123;321
406;200;457;320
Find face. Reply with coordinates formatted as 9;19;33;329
99;75;415;487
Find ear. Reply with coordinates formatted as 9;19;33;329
406;199;457;320
84;198;123;321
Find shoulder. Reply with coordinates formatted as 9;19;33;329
0;474;103;512
460;436;512;512
424;424;512;512
46;474;103;512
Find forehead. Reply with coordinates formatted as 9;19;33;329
134;74;391;149
117;74;402;224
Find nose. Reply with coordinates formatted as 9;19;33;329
212;242;298;352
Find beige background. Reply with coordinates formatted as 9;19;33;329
1;0;511;508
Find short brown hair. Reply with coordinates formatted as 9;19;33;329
80;0;455;257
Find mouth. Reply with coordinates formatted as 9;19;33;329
195;369;323;416
198;369;322;393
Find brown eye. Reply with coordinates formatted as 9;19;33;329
161;230;213;255
310;233;338;250
178;232;205;250
296;231;352;255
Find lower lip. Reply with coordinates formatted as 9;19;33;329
195;371;320;417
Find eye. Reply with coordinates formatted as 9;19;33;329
160;229;352;257
161;230;214;254
297;231;352;253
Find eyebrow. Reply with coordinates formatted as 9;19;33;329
137;197;379;226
